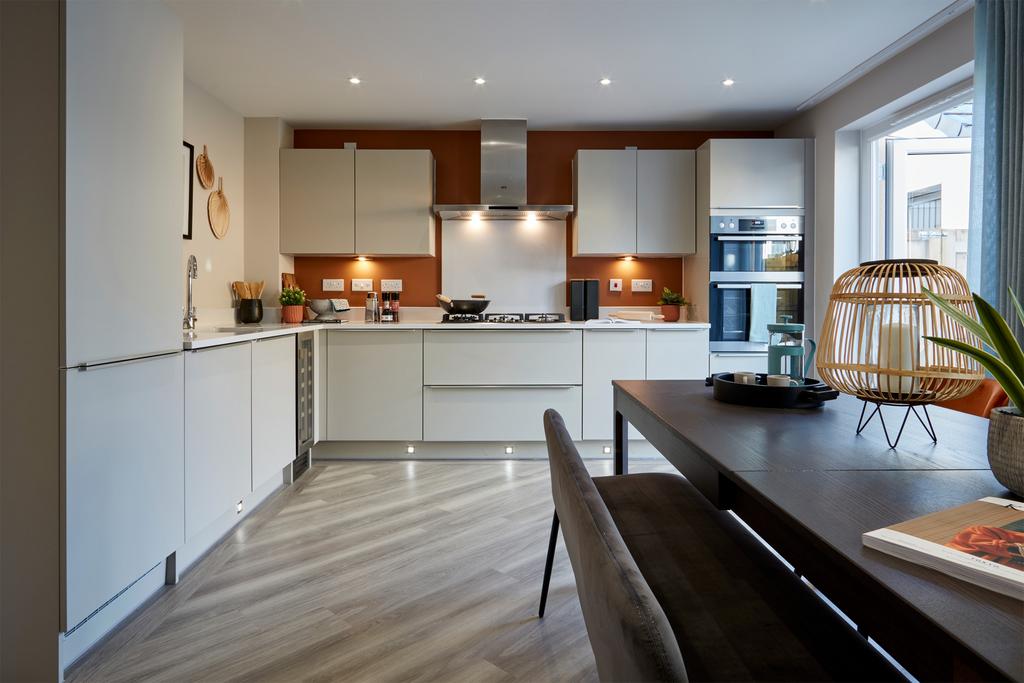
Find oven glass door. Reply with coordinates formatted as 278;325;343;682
710;283;803;346
711;235;803;274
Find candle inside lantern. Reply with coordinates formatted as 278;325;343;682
877;319;917;396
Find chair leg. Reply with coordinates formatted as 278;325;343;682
538;511;559;618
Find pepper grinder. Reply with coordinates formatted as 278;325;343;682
365;291;379;322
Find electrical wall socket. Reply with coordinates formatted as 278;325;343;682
381;279;403;292
631;279;653;292
322;278;345;292
351;278;373;292
609;278;623;292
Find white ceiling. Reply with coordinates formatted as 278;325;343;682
168;0;955;130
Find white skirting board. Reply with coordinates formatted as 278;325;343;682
313;440;666;460
61;466;289;673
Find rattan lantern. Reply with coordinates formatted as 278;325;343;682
818;259;983;447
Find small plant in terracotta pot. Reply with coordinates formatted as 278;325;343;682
280;287;306;324
926;287;1024;496
657;287;688;323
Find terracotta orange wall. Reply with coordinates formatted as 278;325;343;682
292;128;769;307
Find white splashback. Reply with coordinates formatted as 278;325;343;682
441;219;566;313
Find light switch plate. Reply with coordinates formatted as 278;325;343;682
631;279;653;292
609;278;623;292
381;279;403;292
322;278;345;292
351;278;373;292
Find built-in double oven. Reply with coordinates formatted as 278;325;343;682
709;215;805;352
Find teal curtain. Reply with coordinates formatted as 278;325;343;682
969;0;1024;341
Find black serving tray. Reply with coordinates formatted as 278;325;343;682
705;373;840;409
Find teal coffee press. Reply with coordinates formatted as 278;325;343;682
767;316;817;381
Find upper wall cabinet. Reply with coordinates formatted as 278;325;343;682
705;139;806;209
637;150;696;254
573;149;637;256
355;149;435;256
280;148;355;255
573;149;695;256
280;148;435;256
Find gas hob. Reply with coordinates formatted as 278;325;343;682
440;312;566;324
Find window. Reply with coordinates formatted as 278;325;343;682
863;98;972;277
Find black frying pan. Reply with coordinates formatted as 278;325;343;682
436;294;490;315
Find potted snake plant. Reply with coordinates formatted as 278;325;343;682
280;287;307;324
925;287;1024;496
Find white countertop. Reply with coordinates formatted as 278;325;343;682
183;319;710;350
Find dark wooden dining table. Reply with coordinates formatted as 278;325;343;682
612;380;1024;682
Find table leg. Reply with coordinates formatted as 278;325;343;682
614;409;628;475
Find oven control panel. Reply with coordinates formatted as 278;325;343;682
711;216;803;234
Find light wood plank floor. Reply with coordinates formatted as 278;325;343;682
67;459;671;682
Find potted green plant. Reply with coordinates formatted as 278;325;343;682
925;287;1024;495
657;287;689;323
280;287;307;324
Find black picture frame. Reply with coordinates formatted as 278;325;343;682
182;140;194;239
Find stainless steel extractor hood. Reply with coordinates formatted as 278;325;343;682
433;119;573;221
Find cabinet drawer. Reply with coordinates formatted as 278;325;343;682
646;328;709;380
64;353;184;630
424;386;582;441
710;352;767;375
424;330;582;385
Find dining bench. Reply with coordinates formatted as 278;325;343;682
539;408;904;682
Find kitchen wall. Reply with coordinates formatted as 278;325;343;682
244;117;294;309
183;79;245;316
775;7;974;335
293;128;768;308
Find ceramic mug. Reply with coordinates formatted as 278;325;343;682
734;371;756;385
767;374;800;387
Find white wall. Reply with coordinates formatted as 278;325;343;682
244;117;294;310
775;8;974;335
183;79;245;319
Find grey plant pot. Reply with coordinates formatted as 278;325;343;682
988;406;1024;496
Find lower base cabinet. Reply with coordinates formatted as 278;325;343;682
424;386;582;441
64;352;184;630
327;330;423;440
646;329;709;379
185;343;252;540
710;352;768;375
583;330;646;440
252;336;296;486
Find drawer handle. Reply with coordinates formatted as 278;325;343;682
426;384;579;389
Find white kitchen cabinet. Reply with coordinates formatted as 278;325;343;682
424;330;583;386
637;150;696;255
327;330;423;441
280;148;355;254
574;149;696;256
645;328;710;380
252;336;296;487
185;343;253;540
582;330;646;440
573;149;637;255
355;149;434;255
64;0;183;366
710;352;768;375
64;352;184;630
424;386;582;441
706;139;806;209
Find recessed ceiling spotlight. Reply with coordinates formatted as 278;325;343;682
474;77;486;85
599;77;612;86
348;76;361;85
722;78;735;87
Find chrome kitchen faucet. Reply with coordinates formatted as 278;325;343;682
184;254;198;333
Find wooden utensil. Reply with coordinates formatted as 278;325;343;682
282;273;298;290
609;310;665;321
207;177;230;239
196;144;215;189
